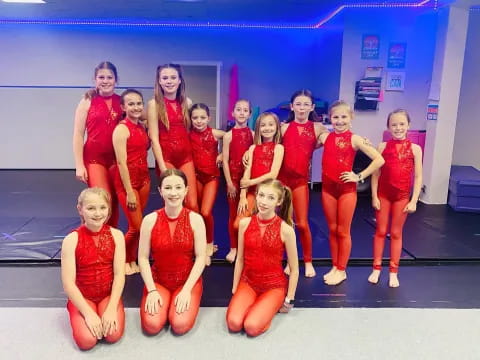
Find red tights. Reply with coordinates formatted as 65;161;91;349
86;163;119;227
165;161;199;212
321;189;357;271
117;181;150;262
197;178;219;244
140;280;203;335
291;185;313;262
373;196;409;273
67;297;125;351
233;193;255;231
226;281;286;337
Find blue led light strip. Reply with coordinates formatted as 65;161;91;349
0;0;433;29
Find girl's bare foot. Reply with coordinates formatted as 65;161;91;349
323;266;337;281
324;270;347;285
226;248;237;263
304;262;316;278
368;269;381;284
389;273;400;288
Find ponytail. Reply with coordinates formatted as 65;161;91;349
278;185;293;226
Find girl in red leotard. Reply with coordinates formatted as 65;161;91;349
189;103;225;265
222;100;254;262
226;179;299;337
111;89;150;275
138;169;206;335
318;101;384;285
368;109;423;287
147;64;198;212
279;89;328;278
61;187;126;350
73;61;121;226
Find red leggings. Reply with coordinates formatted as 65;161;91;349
197;178;219;244
226;281;286;337
164;161;199;213
86;163;119;227
291;185;313;263
321;188;357;271
373;196;409;273
117;181;150;262
67;297;125;351
140;280;203;335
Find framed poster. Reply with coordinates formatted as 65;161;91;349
361;34;380;59
387;42;407;68
385;72;405;91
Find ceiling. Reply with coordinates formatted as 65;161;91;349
0;0;470;26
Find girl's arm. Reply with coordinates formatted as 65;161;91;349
222;131;236;196
112;124;137;210
405;144;423;213
314;123;329;149
61;232;103;339
317;131;329;147
213;129;226;166
238;146;254;213
232;217;250;293
72;98;91;183
280;123;289;137
174;212;207;313
241;144;284;188
371;142;386;210
147;99;167;173
282;223;299;301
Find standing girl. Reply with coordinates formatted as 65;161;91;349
222;100;254;262
112;89;150;275
73;61;122;226
319;100;384;285
368;109;422;287
226;179;299;337
279;89;328;278
147;64;198;212
61;188;125;350
189;103;225;264
138;169;206;335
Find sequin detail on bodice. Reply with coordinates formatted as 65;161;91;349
228;127;253;184
190;127;220;183
322;131;356;184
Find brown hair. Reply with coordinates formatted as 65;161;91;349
84;61;118;100
287;89;319;122
77;187;111;223
154;64;190;131
158;168;188;188
233;99;252;114
253;112;281;145
255;179;293;226
387;109;411;127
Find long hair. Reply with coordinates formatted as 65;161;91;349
77;187;111;224
287;89;319;122
84;61;118;100
154;64;190;131
254;179;293;227
253;112;282;145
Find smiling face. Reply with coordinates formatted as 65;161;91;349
259;115;278;142
78;192;110;230
159;174;188;208
121;92;144;121
256;184;282;217
158;67;181;97
330;105;353;133
232;100;251;127
290;95;315;122
95;68;116;96
388;112;410;140
191;108;210;132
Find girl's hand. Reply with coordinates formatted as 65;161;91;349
144;290;163;315
240;179;251;189
278;301;294;314
101;305;118;337
237;196;248;214
227;182;237;199
75;165;88;184
174;289;191;314
372;197;381;211
126;191;137;210
242;151;250;168
404;201;417;213
216;153;223;167
340;171;359;183
85;311;103;339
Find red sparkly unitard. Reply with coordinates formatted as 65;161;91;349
226;215;287;337
373;139;414;273
227;127;253;248
111;119;151;263
140;208;202;335
83;94;122;226
189;127;220;244
321;131;357;271
278;121;317;262
67;224;125;350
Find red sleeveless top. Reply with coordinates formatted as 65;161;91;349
228;127;253;184
241;215;287;294
378;139;415;201
322;131;356;182
74;224;115;303
189;127;220;184
150;208;196;291
112;119;150;192
158;98;192;168
249;142;276;193
83;94;122;168
278;121;317;189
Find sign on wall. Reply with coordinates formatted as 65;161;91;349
385;71;406;91
387;42;407;68
361;34;380;59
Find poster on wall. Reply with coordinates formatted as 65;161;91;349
387;43;407;68
361;34;380;59
385;72;405;91
427;104;439;121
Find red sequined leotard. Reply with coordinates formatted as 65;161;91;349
249;142;276;193
241;215;287;294
112;119;150;192
228;127;254;186
378;139;414;201
150;208;197;291
189;127;220;184
83;94;122;168
74;224;115;303
278;121;317;190
322;130;357;195
158;98;192;168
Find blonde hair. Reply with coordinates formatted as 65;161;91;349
329;100;353;118
154;64;190;131
77;187;111;223
254;179;293;226
253;112;281;145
